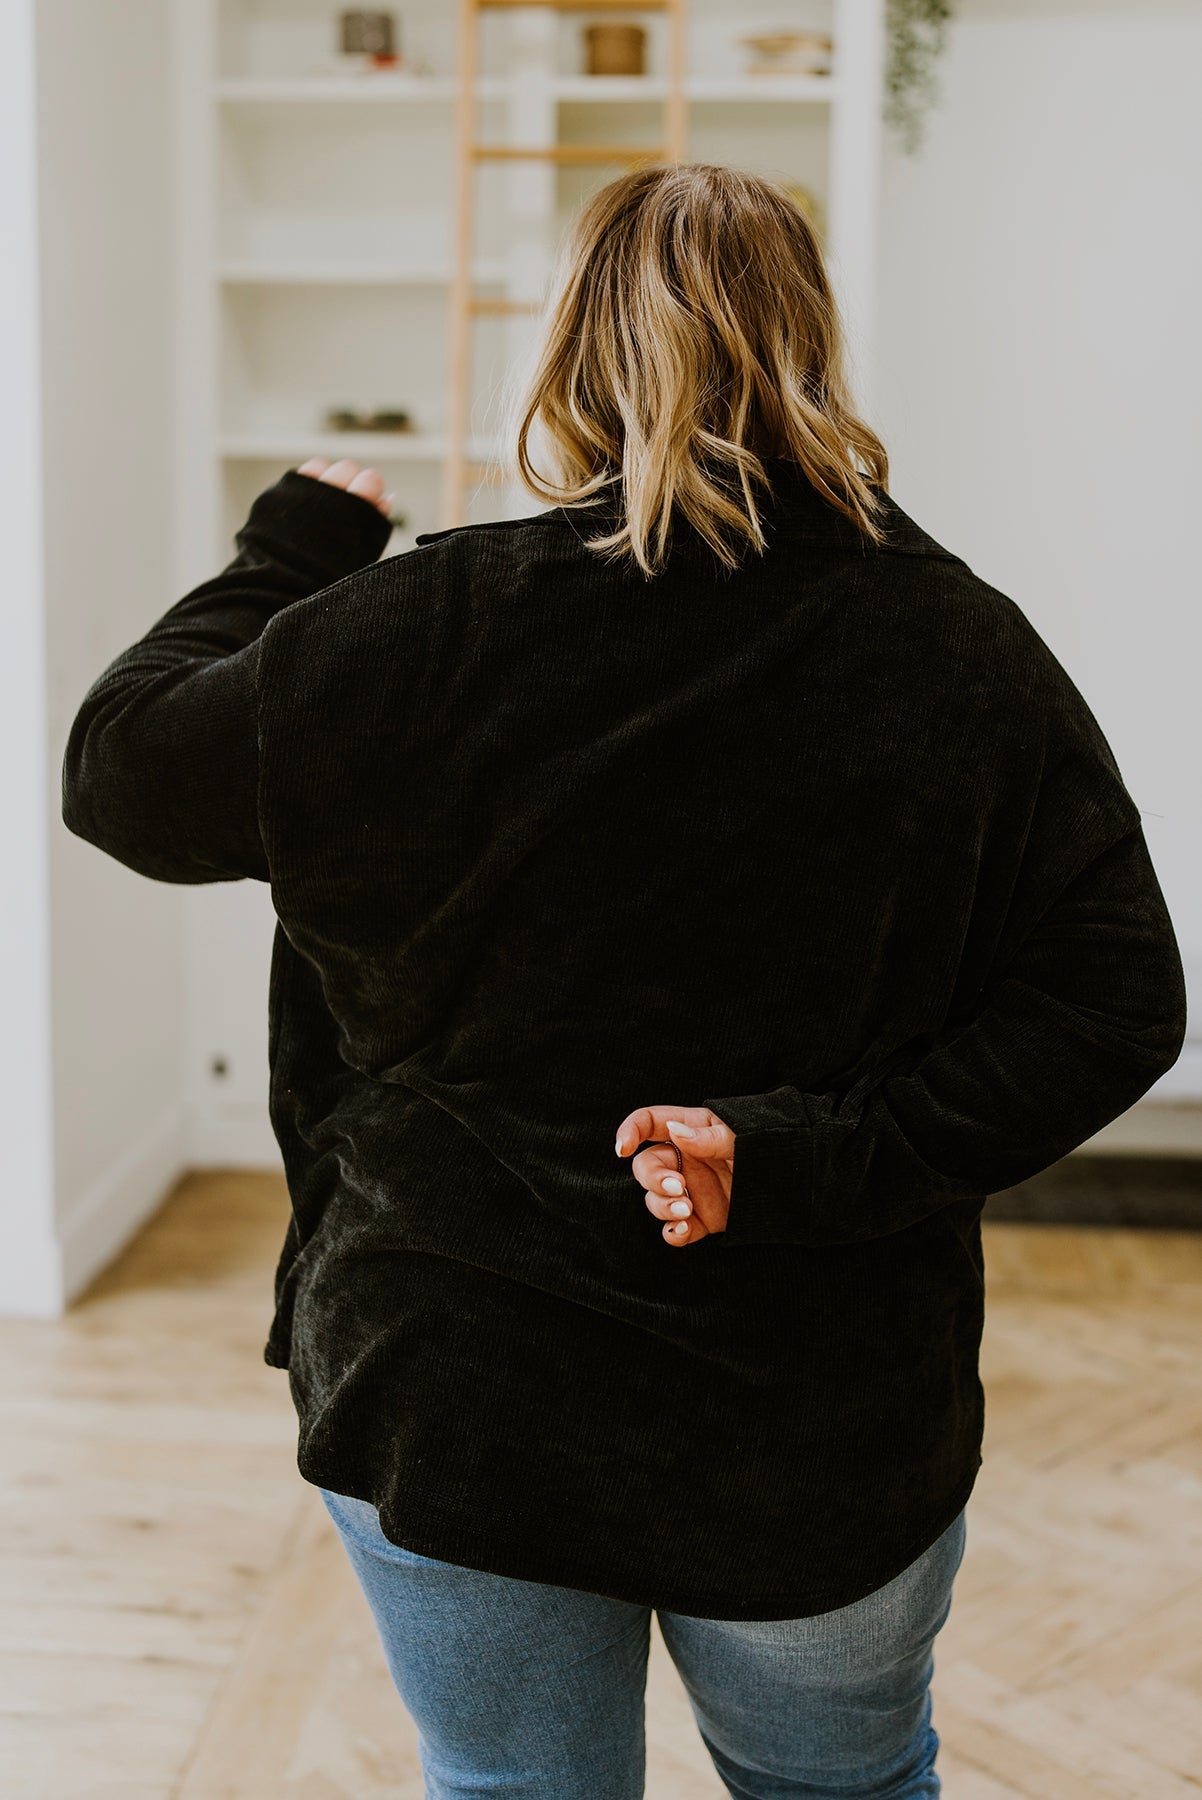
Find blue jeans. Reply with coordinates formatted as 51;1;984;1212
319;1486;967;1799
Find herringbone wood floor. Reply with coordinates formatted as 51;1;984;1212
1;1170;1200;1798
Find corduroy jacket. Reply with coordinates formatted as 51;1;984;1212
61;460;1188;1619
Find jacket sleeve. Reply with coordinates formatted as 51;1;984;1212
704;714;1189;1250
61;470;393;884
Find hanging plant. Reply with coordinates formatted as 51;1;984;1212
884;0;955;155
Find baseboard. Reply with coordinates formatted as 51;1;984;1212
186;1096;284;1171
0;1230;65;1321
986;1150;1202;1230
1130;1041;1202;1105
57;1099;190;1311
1080;1100;1202;1158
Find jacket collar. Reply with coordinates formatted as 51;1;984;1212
547;457;962;562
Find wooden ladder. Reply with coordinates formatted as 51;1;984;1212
441;0;688;528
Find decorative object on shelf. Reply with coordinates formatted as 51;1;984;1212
583;23;647;77
884;0;955;154
323;406;413;432
338;9;402;71
739;31;833;78
782;181;825;243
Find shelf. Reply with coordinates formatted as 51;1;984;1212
220;431;504;463
218;260;509;286
479;0;673;9
215;74;838;106
475;143;667;163
556;75;838;103
216;76;506;103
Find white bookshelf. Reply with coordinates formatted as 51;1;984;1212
174;0;884;573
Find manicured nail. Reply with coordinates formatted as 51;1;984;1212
662;1176;683;1195
615;1136;625;1156
669;1221;689;1236
666;1120;696;1139
669;1200;691;1217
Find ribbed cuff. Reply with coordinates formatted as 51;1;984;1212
239;469;395;584
700;1084;821;1248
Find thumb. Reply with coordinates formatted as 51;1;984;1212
666;1113;735;1163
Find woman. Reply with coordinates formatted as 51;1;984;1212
62;164;1186;1797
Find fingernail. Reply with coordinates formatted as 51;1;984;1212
669;1200;691;1217
614;1136;625;1156
666;1120;696;1139
662;1176;683;1195
669;1221;689;1237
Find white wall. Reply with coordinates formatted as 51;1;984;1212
0;0;59;1316
10;0;190;1316
875;0;1201;1096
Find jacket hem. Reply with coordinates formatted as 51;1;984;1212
301;1447;983;1622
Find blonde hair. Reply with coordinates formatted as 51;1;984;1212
510;161;890;579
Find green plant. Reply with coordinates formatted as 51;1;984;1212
884;0;955;154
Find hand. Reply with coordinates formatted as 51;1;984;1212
614;1106;735;1247
296;456;394;519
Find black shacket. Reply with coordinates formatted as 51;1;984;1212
61;461;1188;1619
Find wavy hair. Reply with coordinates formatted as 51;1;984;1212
509;161;890;578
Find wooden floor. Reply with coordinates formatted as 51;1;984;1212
2;1172;1201;1798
